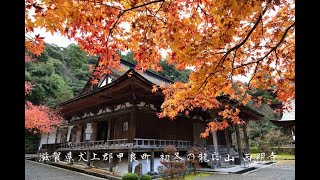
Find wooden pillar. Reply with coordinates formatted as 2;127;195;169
66;126;74;142
148;149;157;175
76;126;83;143
107;118;111;140
85;148;91;168
224;128;231;156
235;124;243;163
129;108;136;143
212;131;219;153
242;122;250;154
90;122;97;141
128;149;133;173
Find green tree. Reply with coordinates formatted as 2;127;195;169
119;51;136;64
119;51;192;83
25;59;74;107
246;102;291;147
158;60;192;83
27;43;96;97
63;44;87;70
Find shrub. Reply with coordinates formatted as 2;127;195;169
164;145;177;156
122;173;139;180
187;146;201;156
186;146;201;172
270;147;295;155
141;174;152;180
250;146;259;153
258;144;272;156
160;161;186;178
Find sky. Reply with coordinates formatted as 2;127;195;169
34;28;76;47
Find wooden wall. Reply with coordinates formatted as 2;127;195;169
113;113;130;140
206;129;227;145
193;122;207;145
135;110;193;141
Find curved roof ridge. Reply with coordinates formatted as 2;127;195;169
58;68;161;106
76;58;174;97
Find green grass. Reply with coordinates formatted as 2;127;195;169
251;153;295;160
160;173;211;180
183;173;210;180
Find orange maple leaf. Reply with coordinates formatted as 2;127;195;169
151;85;158;93
91;79;99;85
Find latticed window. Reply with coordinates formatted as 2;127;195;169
123;121;128;132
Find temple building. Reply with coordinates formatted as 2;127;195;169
38;59;264;174
270;100;295;143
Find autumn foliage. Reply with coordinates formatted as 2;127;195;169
25;101;63;134
25;0;295;137
25;28;63;134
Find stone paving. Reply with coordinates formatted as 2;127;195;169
195;160;295;180
25;160;106;180
199;161;274;174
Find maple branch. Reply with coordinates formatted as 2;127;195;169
227;23;295;111
107;0;165;42
234;1;247;20
257;45;273;48
79;0;122;10
196;3;211;27
124;0;165;12
143;0;152;33
234;22;295;69
245;61;260;95
229;9;268;53
274;49;282;78
163;0;173;21
211;51;228;55
155;0;165;14
261;15;272;48
195;7;268;94
142;0;166;23
230;49;238;82
229;60;261;111
104;0;165;63
145;6;166;23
